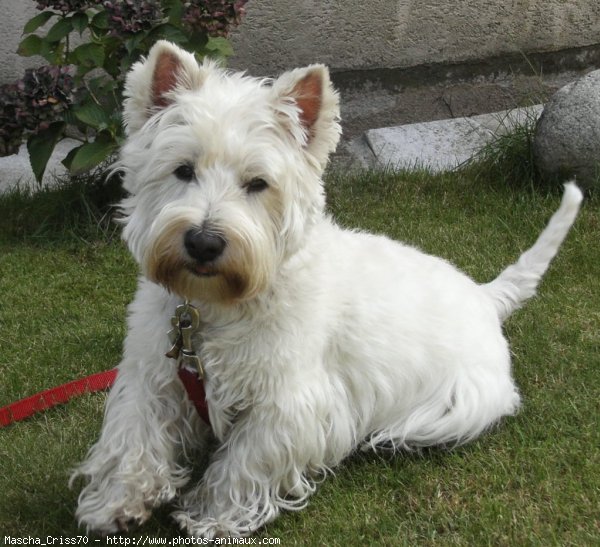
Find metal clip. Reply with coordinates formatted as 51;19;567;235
178;302;200;353
180;351;205;379
165;301;204;378
166;314;183;359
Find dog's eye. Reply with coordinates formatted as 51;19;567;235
174;164;195;182
245;178;269;194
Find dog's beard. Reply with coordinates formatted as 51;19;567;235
143;217;276;304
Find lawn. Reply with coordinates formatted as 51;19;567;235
0;168;598;545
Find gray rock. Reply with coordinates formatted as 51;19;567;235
534;70;600;187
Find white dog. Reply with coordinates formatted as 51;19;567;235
71;41;582;537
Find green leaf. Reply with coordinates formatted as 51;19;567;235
71;12;89;34
149;24;188;45
60;145;79;171
124;32;146;55
205;37;234;58
68;137;117;175
167;0;184;25
187;31;209;52
17;35;44;57
73;102;111;130
86;75;119;96
27;122;65;184
23;11;55;35
91;10;109;30
46;17;73;43
73;43;105;68
61;108;79;128
39;40;65;65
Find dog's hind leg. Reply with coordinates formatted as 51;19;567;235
365;338;521;451
371;369;521;450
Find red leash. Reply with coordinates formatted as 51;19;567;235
0;369;117;428
0;368;209;428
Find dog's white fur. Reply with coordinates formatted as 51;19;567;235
71;41;583;537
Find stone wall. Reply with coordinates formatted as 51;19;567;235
228;1;600;74
2;0;600;83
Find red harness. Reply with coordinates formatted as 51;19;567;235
0;367;210;428
177;366;210;424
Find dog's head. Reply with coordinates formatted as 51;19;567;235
118;41;341;304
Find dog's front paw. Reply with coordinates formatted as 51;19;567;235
173;511;237;539
85;515;139;537
77;501;152;536
75;479;155;535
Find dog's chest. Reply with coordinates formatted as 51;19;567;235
195;311;307;400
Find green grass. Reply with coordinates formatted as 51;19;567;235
0;167;598;545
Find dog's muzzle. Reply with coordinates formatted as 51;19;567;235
184;228;226;276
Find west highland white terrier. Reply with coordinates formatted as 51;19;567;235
72;41;583;537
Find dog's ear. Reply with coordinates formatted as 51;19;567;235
123;40;202;134
272;65;341;170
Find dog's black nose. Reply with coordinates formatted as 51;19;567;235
184;229;226;264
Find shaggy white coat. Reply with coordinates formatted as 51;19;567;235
71;41;583;537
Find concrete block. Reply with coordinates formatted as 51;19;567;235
365;106;543;171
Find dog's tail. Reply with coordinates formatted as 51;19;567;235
483;182;583;322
